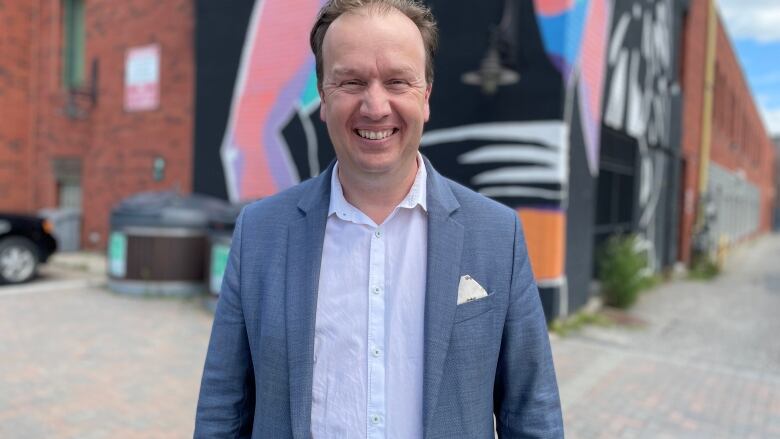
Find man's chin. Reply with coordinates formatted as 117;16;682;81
342;158;415;180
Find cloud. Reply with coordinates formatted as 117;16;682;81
717;0;780;43
760;106;780;136
757;95;780;134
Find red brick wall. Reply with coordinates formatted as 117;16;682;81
0;0;195;250
679;0;776;263
709;18;776;233
0;2;36;212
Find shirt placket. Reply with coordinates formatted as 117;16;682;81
367;226;386;438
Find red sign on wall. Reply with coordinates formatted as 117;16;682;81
124;44;160;112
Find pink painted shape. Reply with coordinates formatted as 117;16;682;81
578;0;610;175
233;0;320;199
533;0;575;16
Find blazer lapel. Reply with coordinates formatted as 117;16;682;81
286;165;332;439
422;157;464;435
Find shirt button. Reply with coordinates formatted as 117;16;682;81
374;230;382;238
371;414;381;424
372;286;381;295
372;348;381;358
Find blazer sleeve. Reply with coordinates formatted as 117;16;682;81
494;215;564;438
194;209;255;438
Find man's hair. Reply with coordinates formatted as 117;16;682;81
310;0;438;89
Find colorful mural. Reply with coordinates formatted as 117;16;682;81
216;0;615;317
533;0;611;176
419;121;570;292
220;0;325;202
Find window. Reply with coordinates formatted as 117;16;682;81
62;0;85;89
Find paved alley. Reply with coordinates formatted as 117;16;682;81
0;235;778;437
554;233;780;438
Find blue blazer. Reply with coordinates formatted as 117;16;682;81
195;158;563;438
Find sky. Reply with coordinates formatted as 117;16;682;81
717;0;780;138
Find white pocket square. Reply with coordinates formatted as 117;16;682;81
457;275;488;305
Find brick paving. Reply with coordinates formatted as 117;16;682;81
0;235;778;438
0;265;213;439
554;233;780;439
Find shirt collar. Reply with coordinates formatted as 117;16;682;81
328;153;428;223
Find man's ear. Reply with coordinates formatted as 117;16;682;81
423;83;432;122
319;87;326;122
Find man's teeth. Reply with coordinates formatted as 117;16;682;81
357;129;394;140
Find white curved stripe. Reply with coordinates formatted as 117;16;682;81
478;186;564;200
219;0;268;202
421;121;567;149
458;145;561;166
472;166;565;185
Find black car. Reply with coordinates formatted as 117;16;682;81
0;213;58;284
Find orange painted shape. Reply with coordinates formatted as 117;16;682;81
517;209;566;281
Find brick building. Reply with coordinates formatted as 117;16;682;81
1;0;775;316
775;136;780;230
0;0;195;249
678;0;776;263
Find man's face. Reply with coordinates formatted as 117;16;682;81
319;7;431;183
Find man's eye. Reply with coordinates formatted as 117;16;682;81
341;80;363;87
387;79;412;90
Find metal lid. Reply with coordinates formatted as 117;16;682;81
110;191;241;229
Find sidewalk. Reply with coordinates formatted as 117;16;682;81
47;251;108;277
1;235;778;438
0;262;212;438
552;233;780;438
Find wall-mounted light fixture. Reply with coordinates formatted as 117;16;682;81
461;0;520;95
65;59;99;118
153;157;166;182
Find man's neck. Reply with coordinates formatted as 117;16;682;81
338;161;419;225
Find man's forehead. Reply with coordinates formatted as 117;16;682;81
329;64;420;77
322;8;426;76
323;6;424;49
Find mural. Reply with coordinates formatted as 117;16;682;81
420;121;569;292
220;0;326;202
217;0;614;317
600;0;681;272
533;0;611;176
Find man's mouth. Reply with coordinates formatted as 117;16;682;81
354;128;398;140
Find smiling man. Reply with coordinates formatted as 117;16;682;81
194;1;563;438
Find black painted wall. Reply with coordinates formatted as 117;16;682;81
192;0;256;200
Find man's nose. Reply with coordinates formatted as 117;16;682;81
360;82;391;120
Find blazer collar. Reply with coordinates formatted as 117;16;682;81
296;161;334;216
422;154;460;217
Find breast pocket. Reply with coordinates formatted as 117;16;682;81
453;291;496;323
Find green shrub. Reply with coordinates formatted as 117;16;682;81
597;234;649;309
689;253;720;280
